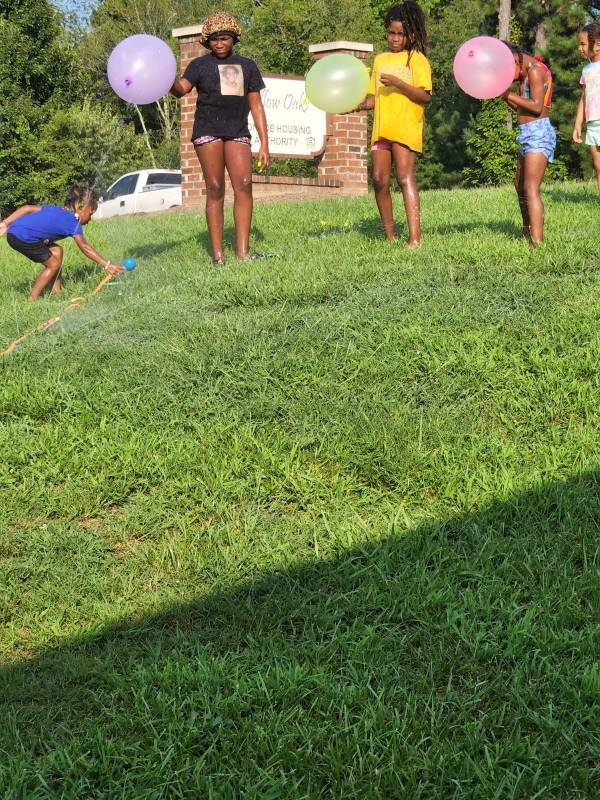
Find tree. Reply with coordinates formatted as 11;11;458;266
417;0;496;188
498;0;511;40
242;0;380;75
35;99;149;199
0;0;82;212
83;0;182;150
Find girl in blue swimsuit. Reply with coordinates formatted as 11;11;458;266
502;44;555;246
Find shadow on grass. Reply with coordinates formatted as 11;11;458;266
62;262;105;284
307;217;524;242
428;219;523;238
127;236;198;261
307;217;396;241
1;472;598;796
12;261;123;296
546;186;599;204
9;280;34;295
196;225;266;261
10;262;97;295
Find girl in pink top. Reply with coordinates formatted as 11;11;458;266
572;22;600;194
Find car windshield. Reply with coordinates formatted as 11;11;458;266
146;173;182;186
103;174;138;200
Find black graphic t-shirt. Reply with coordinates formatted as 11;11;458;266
182;52;265;141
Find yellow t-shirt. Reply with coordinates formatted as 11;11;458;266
368;50;432;153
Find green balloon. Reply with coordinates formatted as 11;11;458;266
305;54;370;114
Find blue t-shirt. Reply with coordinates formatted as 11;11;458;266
8;205;83;244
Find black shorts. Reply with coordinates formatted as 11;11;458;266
6;232;55;263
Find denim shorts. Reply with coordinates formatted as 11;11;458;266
516;117;556;162
585;119;600;147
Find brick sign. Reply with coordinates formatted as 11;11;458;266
248;76;327;158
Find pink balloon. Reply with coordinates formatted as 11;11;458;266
107;34;176;105
453;36;515;100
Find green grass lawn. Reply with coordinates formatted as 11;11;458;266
1;182;599;798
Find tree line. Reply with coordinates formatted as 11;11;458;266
0;0;598;214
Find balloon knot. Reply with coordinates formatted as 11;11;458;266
124;78;132;86
535;54;543;62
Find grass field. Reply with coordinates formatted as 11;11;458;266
1;182;599;798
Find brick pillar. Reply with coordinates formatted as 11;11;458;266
309;41;373;196
172;25;208;209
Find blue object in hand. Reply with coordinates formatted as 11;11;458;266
123;257;137;271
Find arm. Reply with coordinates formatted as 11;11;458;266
0;204;42;235
573;91;585;143
170;77;193;98
379;74;431;105
503;67;546;117
248;91;270;170
72;234;124;275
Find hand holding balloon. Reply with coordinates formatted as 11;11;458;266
305;54;370;114
106;262;125;276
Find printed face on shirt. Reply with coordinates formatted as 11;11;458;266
219;64;244;96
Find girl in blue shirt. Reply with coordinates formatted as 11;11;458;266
0;186;124;299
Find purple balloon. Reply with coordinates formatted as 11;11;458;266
107;34;176;105
453;37;515;100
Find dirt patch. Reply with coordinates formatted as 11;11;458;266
78;517;106;530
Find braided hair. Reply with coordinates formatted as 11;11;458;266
65;186;98;213
581;21;600;56
384;2;428;62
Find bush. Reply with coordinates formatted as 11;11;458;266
463;100;519;186
463;99;569;187
35;99;149;201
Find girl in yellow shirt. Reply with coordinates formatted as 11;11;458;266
357;3;432;246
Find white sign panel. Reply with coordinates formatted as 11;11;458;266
248;76;327;158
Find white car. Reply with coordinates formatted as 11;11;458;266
94;169;182;219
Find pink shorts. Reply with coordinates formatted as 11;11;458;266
193;135;252;147
371;139;419;153
371;138;396;151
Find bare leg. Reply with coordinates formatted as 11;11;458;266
392;143;420;245
590;145;600;195
30;244;63;300
522;152;549;245
224;141;254;259
195;140;226;263
372;149;396;240
515;156;530;238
